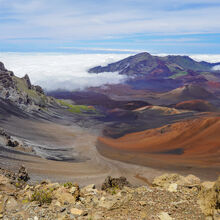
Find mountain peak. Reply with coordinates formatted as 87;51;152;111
0;62;6;71
89;52;218;77
0;61;53;111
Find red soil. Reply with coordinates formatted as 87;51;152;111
98;117;220;168
175;99;216;112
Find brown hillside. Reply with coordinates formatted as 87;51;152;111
175;99;216;112
98;117;220;169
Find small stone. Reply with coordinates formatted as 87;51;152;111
17;165;30;182
60;207;66;212
98;198;118;210
201;181;215;190
5;197;18;211
24;185;30;191
84;184;95;191
69;186;77;194
168;183;178;192
48;182;60;190
70;208;87;216
139;201;147;206
158;212;173;220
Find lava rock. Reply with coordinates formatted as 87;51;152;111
17;165;30;182
101;176;131;191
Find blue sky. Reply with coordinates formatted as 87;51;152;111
0;0;220;54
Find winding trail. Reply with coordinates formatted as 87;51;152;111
0;115;164;186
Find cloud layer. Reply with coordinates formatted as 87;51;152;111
212;65;220;71
0;53;131;91
1;53;220;91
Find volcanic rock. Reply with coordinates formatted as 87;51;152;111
101;176;131;191
198;176;220;218
17;165;30;182
23;74;32;89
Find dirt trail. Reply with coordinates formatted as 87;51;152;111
0;116;164;186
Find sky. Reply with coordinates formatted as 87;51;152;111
0;0;220;54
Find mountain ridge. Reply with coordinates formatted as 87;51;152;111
0;61;57;112
89;52;220;76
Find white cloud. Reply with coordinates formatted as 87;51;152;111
0;0;220;41
0;53;131;91
212;65;220;71
1;52;220;92
59;47;145;53
189;54;220;63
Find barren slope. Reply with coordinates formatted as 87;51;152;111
97;116;220;176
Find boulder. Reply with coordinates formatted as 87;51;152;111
7;139;19;148
158;212;173;220
0;62;6;71
5;197;19;212
70;208;87;216
168;183;178;192
152;173;182;188
34;85;44;94
17;165;30;182
198;176;220;218
101;176;131;191
177;174;201;186
98;197;118;210
201;181;215;190
54;187;76;205
23;74;32;89
153;173;201;191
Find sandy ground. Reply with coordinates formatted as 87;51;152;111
0;116;165;187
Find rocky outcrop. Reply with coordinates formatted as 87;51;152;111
23;74;32;89
198;177;220;219
0;128;34;153
34;85;45;94
0;61;55;112
0;62;6;71
0;168;218;219
101;176;131;191
17;166;30;182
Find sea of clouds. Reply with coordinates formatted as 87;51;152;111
0;53;220;91
0;53;131;91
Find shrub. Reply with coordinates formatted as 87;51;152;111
63;182;73;188
31;189;53;205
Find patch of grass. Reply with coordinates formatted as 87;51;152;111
107;184;120;195
169;71;188;79
31;189;53;205
13;76;48;107
166;63;184;73
57;100;97;114
13;77;38;98
15;182;22;188
63;182;73;188
22;199;29;204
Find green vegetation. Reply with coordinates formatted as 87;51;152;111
165;56;211;71
31;188;53;205
169;71;188;79
13;77;38;98
13;76;47;106
58;100;97;114
63;182;73;188
107;184;120;195
22;199;29;204
166;63;184;73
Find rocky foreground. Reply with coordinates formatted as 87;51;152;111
0;167;219;220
